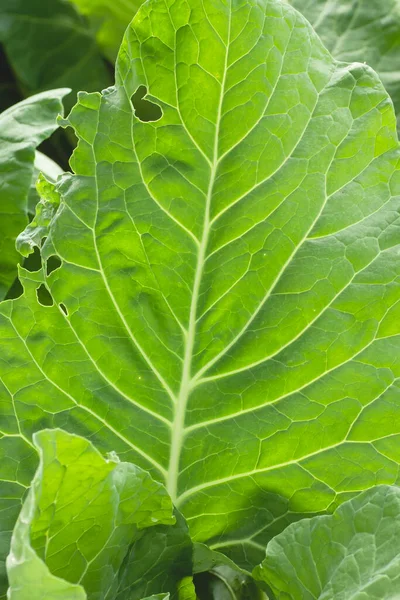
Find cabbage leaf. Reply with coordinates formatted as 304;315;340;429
0;0;110;106
286;0;400;131
68;0;143;61
1;0;400;588
254;485;400;599
6;429;190;599
0;89;68;298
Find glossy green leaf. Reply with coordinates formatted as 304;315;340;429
254;485;400;599
0;89;68;299
0;0;110;107
68;0;142;61
285;0;400;131
6;429;182;599
2;0;400;588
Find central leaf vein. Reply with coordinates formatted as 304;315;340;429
166;1;232;501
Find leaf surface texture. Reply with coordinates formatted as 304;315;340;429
1;0;400;585
6;429;190;599
254;485;400;599
0;90;68;298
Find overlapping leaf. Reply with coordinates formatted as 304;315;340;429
6;429;190;599
285;0;400;131
254;485;400;599
1;0;400;592
0;89;68;299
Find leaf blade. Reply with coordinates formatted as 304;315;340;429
1;0;400;586
254;485;400;599
6;429;185;599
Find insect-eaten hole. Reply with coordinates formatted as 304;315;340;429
24;246;42;272
59;303;68;316
131;85;162;122
46;255;62;276
5;276;23;300
36;284;53;307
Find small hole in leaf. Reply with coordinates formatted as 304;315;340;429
36;284;53;306
131;85;162;122
59;303;68;316
47;255;62;276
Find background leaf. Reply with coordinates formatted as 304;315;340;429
68;0;143;61
254;485;400;599
0;89;68;299
1;0;400;592
0;0;111;109
285;0;400;131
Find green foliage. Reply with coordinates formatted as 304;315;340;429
1;0;400;598
254;485;400;599
16;173;62;259
7;429;189;600
286;0;400;131
4;0;400;562
69;0;143;61
0;0;110;107
0;89;68;298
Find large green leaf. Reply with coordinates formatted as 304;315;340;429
0;89;68;299
0;0;110;108
6;428;186;599
68;0;143;61
285;0;400;131
254;485;400;599
2;0;400;587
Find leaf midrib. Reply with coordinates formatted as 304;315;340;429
166;2;232;502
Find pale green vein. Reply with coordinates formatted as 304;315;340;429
54;302;173;426
166;0;233;503
7;317;167;478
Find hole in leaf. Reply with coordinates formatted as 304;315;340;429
59;303;68;316
131;85;162;122
36;284;53;306
47;255;62;276
5;276;23;300
24;246;42;272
